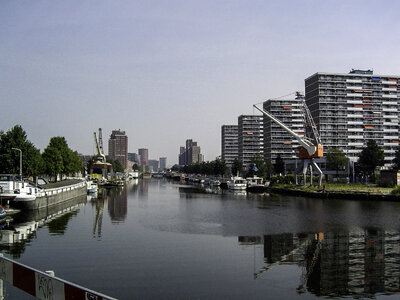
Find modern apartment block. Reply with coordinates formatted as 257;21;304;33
305;69;400;164
263;94;305;163
108;130;128;169
138;148;149;166
238;115;263;168
221;125;238;169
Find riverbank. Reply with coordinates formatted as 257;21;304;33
269;183;400;201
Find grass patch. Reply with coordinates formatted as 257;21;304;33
271;183;394;195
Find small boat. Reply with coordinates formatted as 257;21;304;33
227;176;247;190
246;176;267;193
142;173;152;179
86;180;98;193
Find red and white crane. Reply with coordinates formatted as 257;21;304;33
253;92;324;186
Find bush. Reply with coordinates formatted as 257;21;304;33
270;175;295;185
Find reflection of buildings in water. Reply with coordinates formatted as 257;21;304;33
239;229;400;298
107;186;127;222
139;180;149;198
0;195;87;258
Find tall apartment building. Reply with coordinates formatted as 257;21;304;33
108;130;128;169
238;115;263;168
305;70;400;164
221;125;238;169
178;147;186;166
263;94;304;163
159;157;167;171
138;148;149;166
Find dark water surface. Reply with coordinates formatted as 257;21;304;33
2;179;400;299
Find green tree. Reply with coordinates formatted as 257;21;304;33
43;136;82;180
274;154;285;175
231;158;243;177
110;159;124;173
42;147;63;180
358;140;384;182
250;154;273;179
213;159;226;176
171;164;180;172
326;148;348;178
0;125;44;177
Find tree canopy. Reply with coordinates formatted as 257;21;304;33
274;154;285;175
231;158;243;177
181;159;227;176
357;140;384;181
42;136;83;180
248;154;273;179
326;147;348;178
0;125;44;177
109;159;125;173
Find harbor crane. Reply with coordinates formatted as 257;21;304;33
253;92;324;186
94;130;106;163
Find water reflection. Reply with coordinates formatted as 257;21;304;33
0;195;87;258
240;229;400;298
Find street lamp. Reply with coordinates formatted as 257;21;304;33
11;147;22;179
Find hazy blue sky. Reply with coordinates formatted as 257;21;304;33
1;0;399;165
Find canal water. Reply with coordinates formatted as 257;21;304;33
2;179;400;299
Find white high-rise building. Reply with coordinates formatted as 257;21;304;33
305;69;399;165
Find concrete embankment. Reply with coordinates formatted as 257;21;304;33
269;187;400;201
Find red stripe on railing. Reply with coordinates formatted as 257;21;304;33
13;263;36;296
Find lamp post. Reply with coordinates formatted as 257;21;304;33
11;147;22;179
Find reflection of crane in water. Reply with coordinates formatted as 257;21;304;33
93;197;104;238
297;233;323;294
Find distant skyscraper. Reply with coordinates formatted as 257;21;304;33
221;125;238;169
238;115;263;168
138;148;149;166
179;139;203;165
159;157;167;171
108;130;128;169
128;152;139;163
148;159;159;172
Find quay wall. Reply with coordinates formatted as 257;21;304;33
269;187;400;201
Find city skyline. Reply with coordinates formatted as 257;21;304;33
1;1;400;164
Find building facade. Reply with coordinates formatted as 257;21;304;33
263;95;305;163
148;159;159;172
305;70;400;165
238;115;263;168
159;157;167;171
108;130;128;169
138;148;149;166
179;139;203;166
178;147;186;166
221;125;238;169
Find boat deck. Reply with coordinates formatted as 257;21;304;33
39;179;83;190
